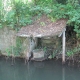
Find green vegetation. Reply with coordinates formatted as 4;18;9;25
67;45;80;56
6;37;24;57
0;0;80;58
0;0;80;36
0;0;33;31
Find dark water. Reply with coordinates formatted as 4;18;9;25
0;57;80;80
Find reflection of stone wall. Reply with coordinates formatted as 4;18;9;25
0;27;16;53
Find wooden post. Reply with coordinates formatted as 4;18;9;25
62;29;66;64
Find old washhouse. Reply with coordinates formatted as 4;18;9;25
17;15;67;63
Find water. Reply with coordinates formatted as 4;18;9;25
0;57;80;80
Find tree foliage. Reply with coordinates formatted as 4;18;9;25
0;0;80;37
0;0;33;31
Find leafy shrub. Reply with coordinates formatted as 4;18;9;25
0;0;33;31
0;0;80;37
67;46;80;56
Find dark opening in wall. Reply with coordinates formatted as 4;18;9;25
37;38;42;48
66;26;76;39
66;26;77;47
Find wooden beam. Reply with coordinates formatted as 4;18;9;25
62;29;66;64
58;28;66;37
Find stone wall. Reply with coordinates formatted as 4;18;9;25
0;27;31;58
41;36;61;48
0;27;61;59
0;27;16;53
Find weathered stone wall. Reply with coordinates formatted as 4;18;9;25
0;27;16;53
0;27;61;59
41;36;61;48
0;27;31;58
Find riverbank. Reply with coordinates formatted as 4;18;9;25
0;54;80;68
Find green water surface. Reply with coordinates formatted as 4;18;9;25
0;57;80;80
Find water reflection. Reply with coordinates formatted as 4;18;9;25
0;58;80;80
62;67;65;80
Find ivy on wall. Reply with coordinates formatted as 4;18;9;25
6;37;25;57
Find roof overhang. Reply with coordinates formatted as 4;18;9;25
17;15;67;38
